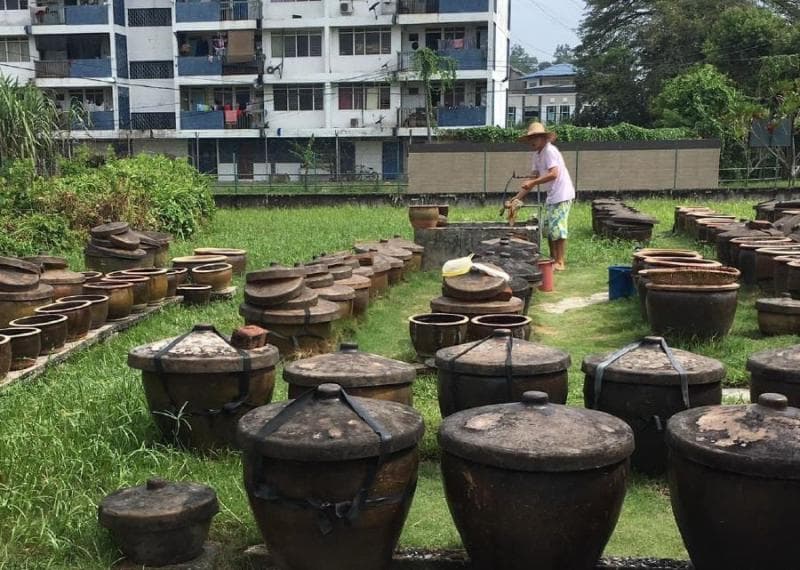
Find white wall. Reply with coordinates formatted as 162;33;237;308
354;139;382;172
129;80;175;113
0;10;30;27
132;139;187;157
126;27;172;58
264;0;325;22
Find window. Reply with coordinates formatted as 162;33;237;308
271;31;322;58
339;28;391;56
0;37;29;62
506;106;516;127
273;85;323;111
559;105;571;122
128;8;171;26
130;61;173;79
475;84;486;107
1;0;28;9
338;84;390;110
60;88;110;111
546;105;557;123
425;27;465;49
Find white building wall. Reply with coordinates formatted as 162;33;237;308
132;138;186;157
354;139;382;172
126;26;172;58
0;9;31;27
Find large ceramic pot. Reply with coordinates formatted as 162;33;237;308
135;231;170;268
430;295;524;321
57;294;109;330
354;253;391;297
468;314;532;341
0;326;41;370
755;295;800;336
715;225;781;265
772;255;800;295
166;267;188;298
747;344;800;407
103;276;149;312
408;313;469;362
0;283;54;328
239;299;340;357
737;241;798;286
582;336;725;475
83;281;134;321
729;236;791;270
84;243;148;273
666;393;800;570
631;249;702;275
191;263;233;292
171;255;227;279
315;283;356;319
237;383;425;570
35;300;92;341
753;247;800;291
478;236;539;256
128;324;280;449
193;248;247;275
409;205;439;229
9;314;67;354
98;478;218;566
439;391;634;570
0;334;10;379
122;268;169;305
387;236;424;271
284;343;416;405
336;274;371;316
24;256;85;300
178;284;212;306
435;329;571;417
646;283;739;340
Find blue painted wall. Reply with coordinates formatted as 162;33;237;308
439;48;487;70
177;56;222;76
181;111;224;130
70;58;112;78
439;0;487;13
64;4;108;24
437;106;486;127
176;1;220;22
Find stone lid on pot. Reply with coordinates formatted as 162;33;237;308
0;282;53;302
91;221;129;239
138;230;173;245
38;266;85;286
353;266;375;278
243;298;340;325
108;231;142;251
328;264;353;280
480;236;538;252
746;344;800;382
666;393;800;479
98;478;219;532
284;343;416;389
128;323;279;373
430;296;524;316
237;383;424;460
443;266;508;301
582;337;725;386
315;283;356;302
85;243;148;260
476;253;541;282
439;391;634;472
435;329;570;376
247;263;305;283
337;274;371;291
314;253;347;266
0;257;40;290
388;236;424;253
23;255;68;270
756;295;800;315
300;263;329;278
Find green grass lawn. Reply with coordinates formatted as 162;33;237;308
0;199;794;568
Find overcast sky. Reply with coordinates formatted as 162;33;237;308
510;0;586;62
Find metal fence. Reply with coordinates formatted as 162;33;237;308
212;171;408;195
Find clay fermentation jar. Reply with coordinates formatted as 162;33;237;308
430;295;523;320
171;255;227;278
137;230;173;267
98;478;218;566
336;274;371;315
666;394;800;570
314;283;356;318
193;248;247;275
240;299;340;357
191;262;233;292
439;391;634;570
237;383;424;570
128;324;280;449
25;256;85;299
582;336;724;475
468;314;532;341
646;282;738;340
83;281;134;321
80;271;104;284
771;255;800;294
355;253;390;297
103;276;149;311
408;313;469;362
0;326;41;370
729;236;790;270
166;267;188;298
122;268;169;305
631;249;702;275
284;343;417;404
35;300;92;341
57;294;109;329
0;334;10;379
387;236;424;271
178;284;212;306
435;329;570;417
753;246;800;290
9;314;68;354
747;344;800;407
84;243;148;273
0;283;54;328
409;205;439;229
755;295;800;335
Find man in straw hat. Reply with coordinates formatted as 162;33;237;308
508;122;575;271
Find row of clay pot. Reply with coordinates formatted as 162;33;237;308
591;198;658;241
84;221;172;273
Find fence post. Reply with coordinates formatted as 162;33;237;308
483;148;488;195
233;152;238;195
672;147;679;191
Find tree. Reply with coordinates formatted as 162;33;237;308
552;44;575;65
412;47;457;142
510;44;538;74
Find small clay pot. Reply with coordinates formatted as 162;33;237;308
80;271;104;284
469;314;532;341
103;276;149;312
57;294;109;329
409;313;470;361
0;326;41;370
36;300;92;341
0;334;10;379
122;268;169;305
9;314;68;354
178;284;212;306
172;255;227;279
84;282;134;321
166;267;188;298
193;248;247;275
191;263;233;292
409;205;440;230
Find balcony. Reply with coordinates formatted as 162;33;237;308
35;58;112;78
177;54;262;76
175;0;260;23
131;112;176;130
398;48;487;72
399;106;486;128
31;3;108;25
398;0;488;14
181;109;260;129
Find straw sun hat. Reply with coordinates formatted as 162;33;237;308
519;122;556;142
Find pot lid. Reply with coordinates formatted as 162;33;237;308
90;221;129;238
127;324;279;373
23;255;68;270
0;257;40;290
353;266;375;278
480;236;538;252
194;247;244;256
242;298;340;325
138;230;173;245
475;253;541;281
388;236;424;253
430;295;523;316
376;245;412;261
338;274;371;290
435;329;570;376
247;264;305;283
85;243;147;260
718;228;781;241
237;383;424;461
98;478;219;532
328;264;353;280
581;336;725;386
747;344;800;381
300;263;329;278
756;295;800;315
40;267;85;286
314;253;347;266
244;275;304;307
108;231;141;251
281;287;320;310
377;253;403;269
443;266;508;301
315;283;356;302
284;343;416;388
305;272;335;289
0;282;53;301
439;391;634;472
666;393;800;479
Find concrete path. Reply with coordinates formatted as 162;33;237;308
539;291;609;314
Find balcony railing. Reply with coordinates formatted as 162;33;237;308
398;0;487;14
175;0;260;23
62;110;114;130
181;109;261;129
35;58;112;78
31;3;108;25
131;112;176;130
399;106;486;128
177;54;262;76
398;48;487;72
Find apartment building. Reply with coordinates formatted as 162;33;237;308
507;63;577;127
0;0;509;181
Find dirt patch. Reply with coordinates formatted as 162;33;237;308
539;292;610;315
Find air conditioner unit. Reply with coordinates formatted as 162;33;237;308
340;1;353;14
350;118;360;128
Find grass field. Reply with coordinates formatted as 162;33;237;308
0;198;794;569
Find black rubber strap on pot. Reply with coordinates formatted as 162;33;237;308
152;325;253;417
446;334;497;411
251;386;394;535
593;337;690;410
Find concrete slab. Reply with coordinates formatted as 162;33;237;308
539;291;610;314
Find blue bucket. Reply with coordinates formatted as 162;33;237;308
609;265;635;300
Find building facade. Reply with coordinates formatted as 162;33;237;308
0;0;509;181
507;62;576;128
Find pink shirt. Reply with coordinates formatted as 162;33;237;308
533;143;575;204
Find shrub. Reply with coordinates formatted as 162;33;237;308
439;123;696;144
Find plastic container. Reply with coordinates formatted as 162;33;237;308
609;265;635;300
538;259;555;292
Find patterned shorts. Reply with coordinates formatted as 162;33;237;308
544;200;573;240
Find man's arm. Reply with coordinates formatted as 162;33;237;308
513;166;559;201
